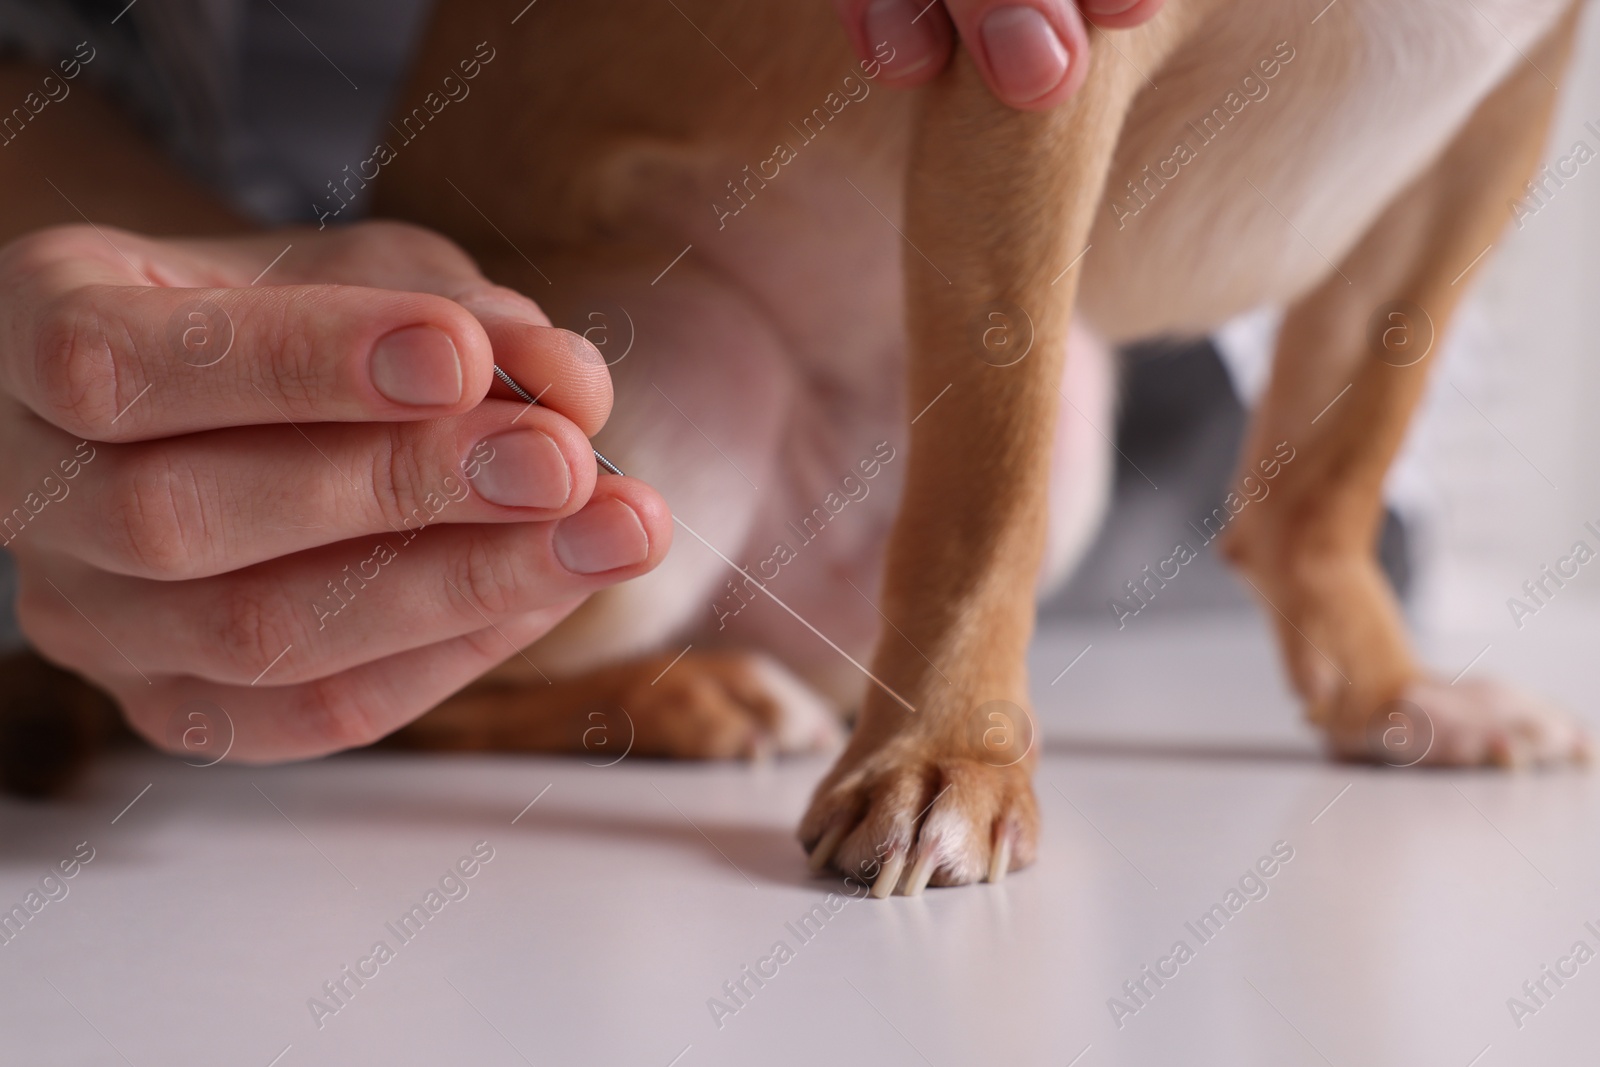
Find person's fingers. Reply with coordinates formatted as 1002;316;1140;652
0;223;613;442
469;296;613;438
1077;0;1164;30
831;0;956;88
179;221;507;295
942;0;1089;109
122;612;564;763
172;223;616;435
4;279;490;441
5;398;605;579
16;477;671;687
837;1;1166;109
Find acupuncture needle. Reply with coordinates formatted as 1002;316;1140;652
492;364;626;477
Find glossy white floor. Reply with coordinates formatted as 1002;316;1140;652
2;613;1597;1067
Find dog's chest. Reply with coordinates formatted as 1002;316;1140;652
670;0;1568;358
566;0;1569;437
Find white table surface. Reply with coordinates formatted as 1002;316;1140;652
3;612;1597;1067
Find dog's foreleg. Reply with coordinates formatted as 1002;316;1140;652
799;29;1176;893
1224;4;1589;767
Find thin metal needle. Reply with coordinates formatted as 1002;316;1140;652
492;364;625;476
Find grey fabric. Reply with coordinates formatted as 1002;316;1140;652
227;0;436;223
0;549;17;651
0;0;243;193
0;0;433;222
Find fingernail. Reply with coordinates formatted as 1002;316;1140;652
980;6;1070;104
553;498;649;574
370;326;463;406
864;0;942;80
470;431;571;509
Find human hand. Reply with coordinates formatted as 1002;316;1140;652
0;220;671;762
833;0;1165;109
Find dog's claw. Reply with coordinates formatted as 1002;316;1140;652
904;850;938;896
987;833;1012;883
871;851;905;899
807;822;846;873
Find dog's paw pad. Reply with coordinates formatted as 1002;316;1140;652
619;650;842;760
1323;676;1590;768
800;757;1037;894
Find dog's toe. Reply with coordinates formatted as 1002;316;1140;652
619;650;843;760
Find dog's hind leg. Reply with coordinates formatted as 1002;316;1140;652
799;25;1184;893
388;647;842;759
1223;5;1588;767
395;246;848;760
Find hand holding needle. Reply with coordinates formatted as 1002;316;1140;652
493;364;625;476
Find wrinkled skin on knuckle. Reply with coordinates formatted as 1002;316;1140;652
251;290;327;417
211;574;304;684
292;672;387;754
456;625;512;664
449;529;529;620
371;423;446;533
33;289;125;438
103;451;209;578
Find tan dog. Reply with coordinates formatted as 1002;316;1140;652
377;0;1590;895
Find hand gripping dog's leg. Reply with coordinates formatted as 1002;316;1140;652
1224;4;1588;768
800;27;1180;893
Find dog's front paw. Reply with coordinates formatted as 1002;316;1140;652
1319;676;1590;768
799;751;1037;896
